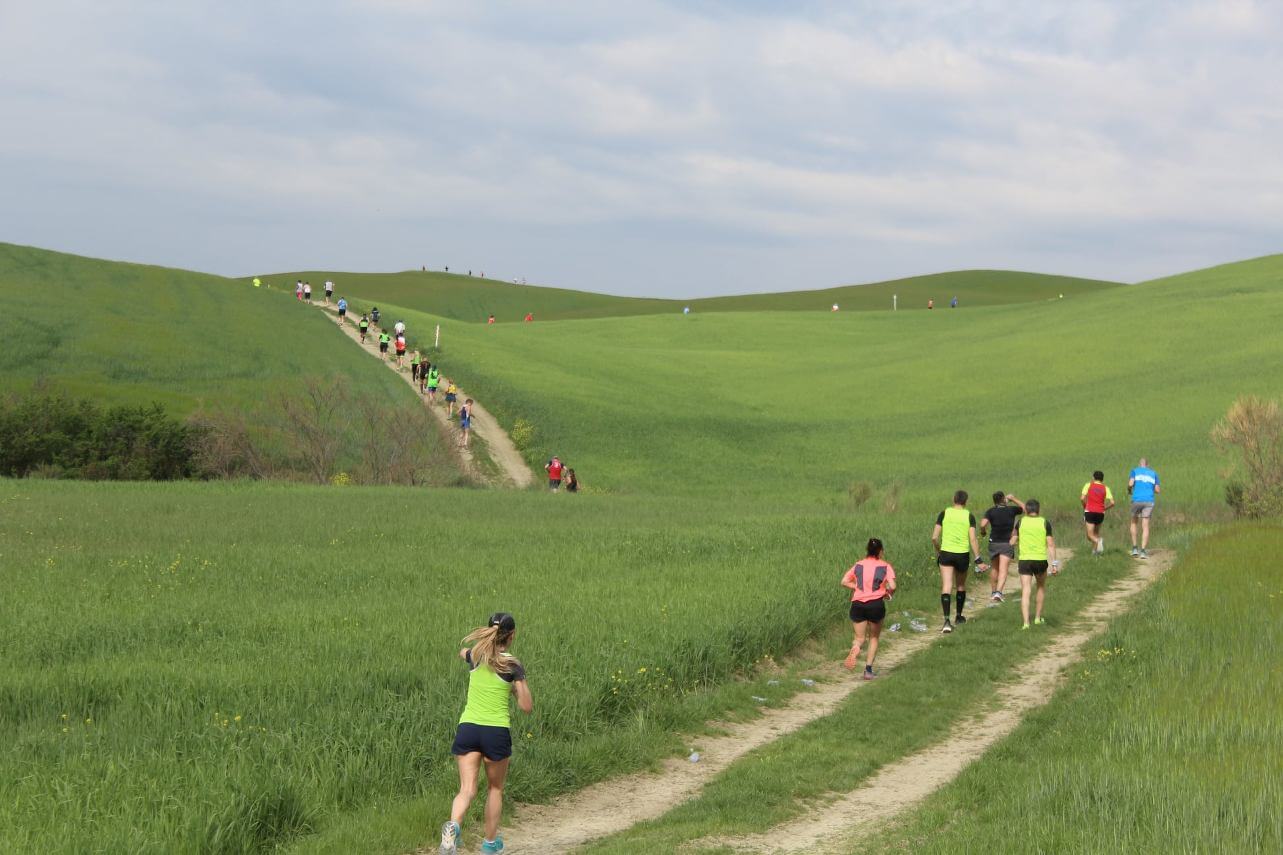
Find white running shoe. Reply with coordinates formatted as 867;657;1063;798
440;821;460;855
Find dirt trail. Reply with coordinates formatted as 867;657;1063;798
491;555;1049;854
312;303;534;488
711;550;1172;853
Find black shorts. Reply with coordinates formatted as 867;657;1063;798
451;723;512;761
549;478;561;489
849;600;886;624
1084;512;1105;525
938;551;970;572
338;308;346;316
379;343;389;352
1019;560;1049;576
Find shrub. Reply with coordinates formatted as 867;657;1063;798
511;418;536;451
847;481;873;508
1211;395;1283;517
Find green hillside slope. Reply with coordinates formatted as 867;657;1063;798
258;268;1119;323
0;243;416;415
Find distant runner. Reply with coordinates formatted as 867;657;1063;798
931;490;987;633
394;335;407;367
394;320;406;337
488;314;496;325
1012;499;1059;630
1127;457;1160;559
419;360;432;394
1080;470;1115;556
979;492;1025;603
252;277;261;288
378;331;391;359
295;281;304;301
303;282;312;302
371;306;381;328
459;399;473;448
427;366;441;402
324;280;334;304
445;379;459;418
546;456;564;492
410;350;422;383
337;297;348;322
359;314;370;343
841;537;897;680
438;612;532;855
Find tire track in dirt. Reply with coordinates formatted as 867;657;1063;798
311;303;534;488
709;550;1172;853
481;556;1049;854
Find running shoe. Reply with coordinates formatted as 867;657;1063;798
954;614;967;625
941;620;953;634
990;591;1003;603
843;650;858;670
1021;622;1030;630
1139;549;1149;560
440;821;460;855
1098;537;1105;553
1131;546;1140;557
480;837;504;854
1034;617;1046;626
862;668;877;681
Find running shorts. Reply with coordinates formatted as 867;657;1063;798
549;478;562;489
445;393;457;402
338;308;347;317
451;723;512;761
1131;502;1154;518
1083;511;1105;525
988;542;1015;559
379;343;388;352
938;551;970;572
849;600;886;624
1018;560;1049;576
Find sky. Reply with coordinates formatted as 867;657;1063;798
1;1;1281;297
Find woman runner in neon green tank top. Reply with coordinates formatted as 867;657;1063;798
440;613;533;855
1011;499;1060;630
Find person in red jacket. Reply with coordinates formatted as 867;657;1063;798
841;537;897;679
545;457;564;491
1080;470;1115;556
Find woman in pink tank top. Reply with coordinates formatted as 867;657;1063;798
841;538;897;680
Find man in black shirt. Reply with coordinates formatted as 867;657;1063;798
979;491;1027;604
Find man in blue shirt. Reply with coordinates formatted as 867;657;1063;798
1127;457;1161;559
336;297;348;323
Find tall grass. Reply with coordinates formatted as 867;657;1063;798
866;523;1283;852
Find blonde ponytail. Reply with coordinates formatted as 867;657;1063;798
463;623;518;676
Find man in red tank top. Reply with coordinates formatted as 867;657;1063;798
1080;470;1115;556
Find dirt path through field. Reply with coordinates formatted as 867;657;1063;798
312;304;534;488
486;555;1050;854
709;550;1172;853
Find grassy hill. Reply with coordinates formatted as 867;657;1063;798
258;267;1120;323
2;245;1280;853
0;242;421;415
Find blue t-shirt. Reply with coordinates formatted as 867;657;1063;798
337;299;347;311
1130;467;1159;502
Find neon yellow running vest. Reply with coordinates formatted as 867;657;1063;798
940;507;971;553
460;664;514;728
1019;516;1049;561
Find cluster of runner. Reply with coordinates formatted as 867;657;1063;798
293;279;336;304
842;460;1161;679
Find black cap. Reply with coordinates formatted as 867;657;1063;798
488;612;516;633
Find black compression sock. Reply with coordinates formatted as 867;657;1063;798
940;594;951;618
956;591;967;618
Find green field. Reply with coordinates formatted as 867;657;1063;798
2;244;1281;852
263;267;1119;323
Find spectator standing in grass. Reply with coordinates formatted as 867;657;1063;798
931;490;988;633
459;399;473;448
1081;471;1115;556
524;312;533;323
1012;499;1059;629
438;612;532;855
359;314;370;343
841;537;897;680
979;492;1025;604
488;314;495;325
565;469;579;493
950;295;958;308
1128;457;1160;559
927;298;934;310
545;457;564;491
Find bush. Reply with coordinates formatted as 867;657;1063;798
1211;395;1283;517
0;394;204;480
511;418;536;451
